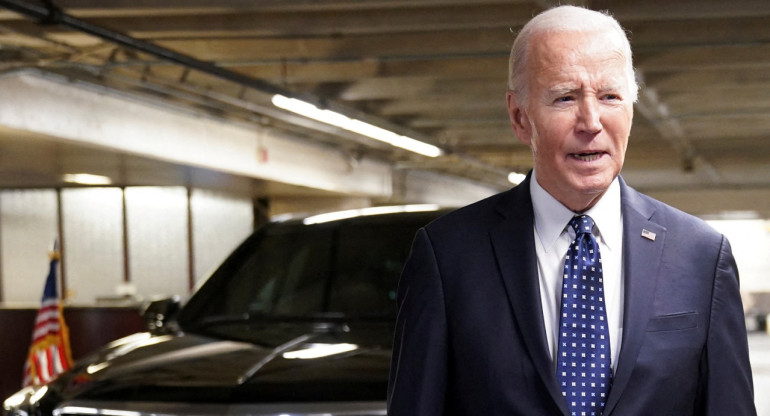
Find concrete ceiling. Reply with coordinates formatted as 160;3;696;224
1;0;770;215
0;124;346;198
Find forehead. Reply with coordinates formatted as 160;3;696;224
527;30;628;89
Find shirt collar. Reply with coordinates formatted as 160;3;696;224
530;169;622;253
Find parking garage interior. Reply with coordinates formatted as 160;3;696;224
1;0;770;413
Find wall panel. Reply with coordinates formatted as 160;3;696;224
61;188;124;303
0;189;58;305
191;189;253;289
125;187;189;300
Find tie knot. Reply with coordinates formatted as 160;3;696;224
569;215;595;236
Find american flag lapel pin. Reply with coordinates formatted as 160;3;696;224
641;229;656;241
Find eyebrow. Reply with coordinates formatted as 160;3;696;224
548;83;624;97
598;84;624;93
548;84;579;97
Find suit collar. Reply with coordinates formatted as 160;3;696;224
530;170;623;254
491;172;571;416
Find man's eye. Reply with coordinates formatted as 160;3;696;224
555;96;574;103
603;94;620;100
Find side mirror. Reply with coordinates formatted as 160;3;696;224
141;296;181;334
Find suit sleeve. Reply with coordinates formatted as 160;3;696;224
702;236;757;416
388;228;449;416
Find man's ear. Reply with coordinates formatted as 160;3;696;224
506;91;532;145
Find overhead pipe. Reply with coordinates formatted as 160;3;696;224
0;0;458;158
0;0;514;186
0;0;291;96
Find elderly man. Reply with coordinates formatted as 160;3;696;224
388;5;755;416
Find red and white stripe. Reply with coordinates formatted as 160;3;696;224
24;300;71;386
32;304;61;338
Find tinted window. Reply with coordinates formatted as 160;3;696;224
180;211;442;342
328;222;420;317
196;224;334;319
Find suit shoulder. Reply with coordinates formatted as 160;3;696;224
425;187;518;236
630;188;723;242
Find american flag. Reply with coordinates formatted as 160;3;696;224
23;252;73;387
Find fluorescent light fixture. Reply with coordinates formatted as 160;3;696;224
283;343;358;360
508;172;526;185
272;94;443;158
63;173;113;185
303;204;440;225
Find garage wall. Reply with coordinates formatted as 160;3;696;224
0;187;253;306
0;189;58;303
61;188;125;303
707;219;770;293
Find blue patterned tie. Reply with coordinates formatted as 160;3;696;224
557;215;612;416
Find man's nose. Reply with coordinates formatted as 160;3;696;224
577;98;602;134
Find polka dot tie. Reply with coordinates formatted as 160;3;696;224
557;215;612;416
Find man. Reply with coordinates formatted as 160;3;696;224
388;5;756;416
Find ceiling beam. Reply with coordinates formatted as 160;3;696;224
9;15;770;62
626;16;770;51
637;43;770;72
593;0;770;20
634;75;721;183
0;0;526;20
678;114;770;140
0;3;539;37
643;68;770;92
661;88;770;118
0;0;289;95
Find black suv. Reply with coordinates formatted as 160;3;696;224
3;205;447;416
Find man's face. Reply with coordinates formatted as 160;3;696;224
507;30;634;212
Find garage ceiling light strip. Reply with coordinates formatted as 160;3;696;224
272;95;443;158
0;0;441;158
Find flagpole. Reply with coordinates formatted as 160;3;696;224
50;239;63;302
22;243;73;387
55;188;67;303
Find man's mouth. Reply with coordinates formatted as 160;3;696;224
570;152;603;162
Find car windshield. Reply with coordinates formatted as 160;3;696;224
180;212;439;340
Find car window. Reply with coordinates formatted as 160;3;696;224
328;222;420;318
199;224;334;318
179;211;442;343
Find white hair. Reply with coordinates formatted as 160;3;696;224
508;5;638;105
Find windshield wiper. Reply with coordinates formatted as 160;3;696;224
235;320;355;385
237;332;317;384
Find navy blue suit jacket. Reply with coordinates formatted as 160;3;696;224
388;175;755;415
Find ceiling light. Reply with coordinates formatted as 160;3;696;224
508;172;526;185
62;173;113;185
272;95;443;158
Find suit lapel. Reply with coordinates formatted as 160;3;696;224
603;179;667;415
490;176;570;416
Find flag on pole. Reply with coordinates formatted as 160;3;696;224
22;247;73;387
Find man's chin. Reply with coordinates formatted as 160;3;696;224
569;176;615;204
566;172;607;189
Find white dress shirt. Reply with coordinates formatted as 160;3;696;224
529;170;625;373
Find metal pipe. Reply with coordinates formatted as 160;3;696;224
0;0;290;97
0;0;450;149
0;0;512;183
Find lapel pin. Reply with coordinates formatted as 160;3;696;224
641;229;656;241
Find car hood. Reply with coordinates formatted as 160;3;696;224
52;324;392;403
